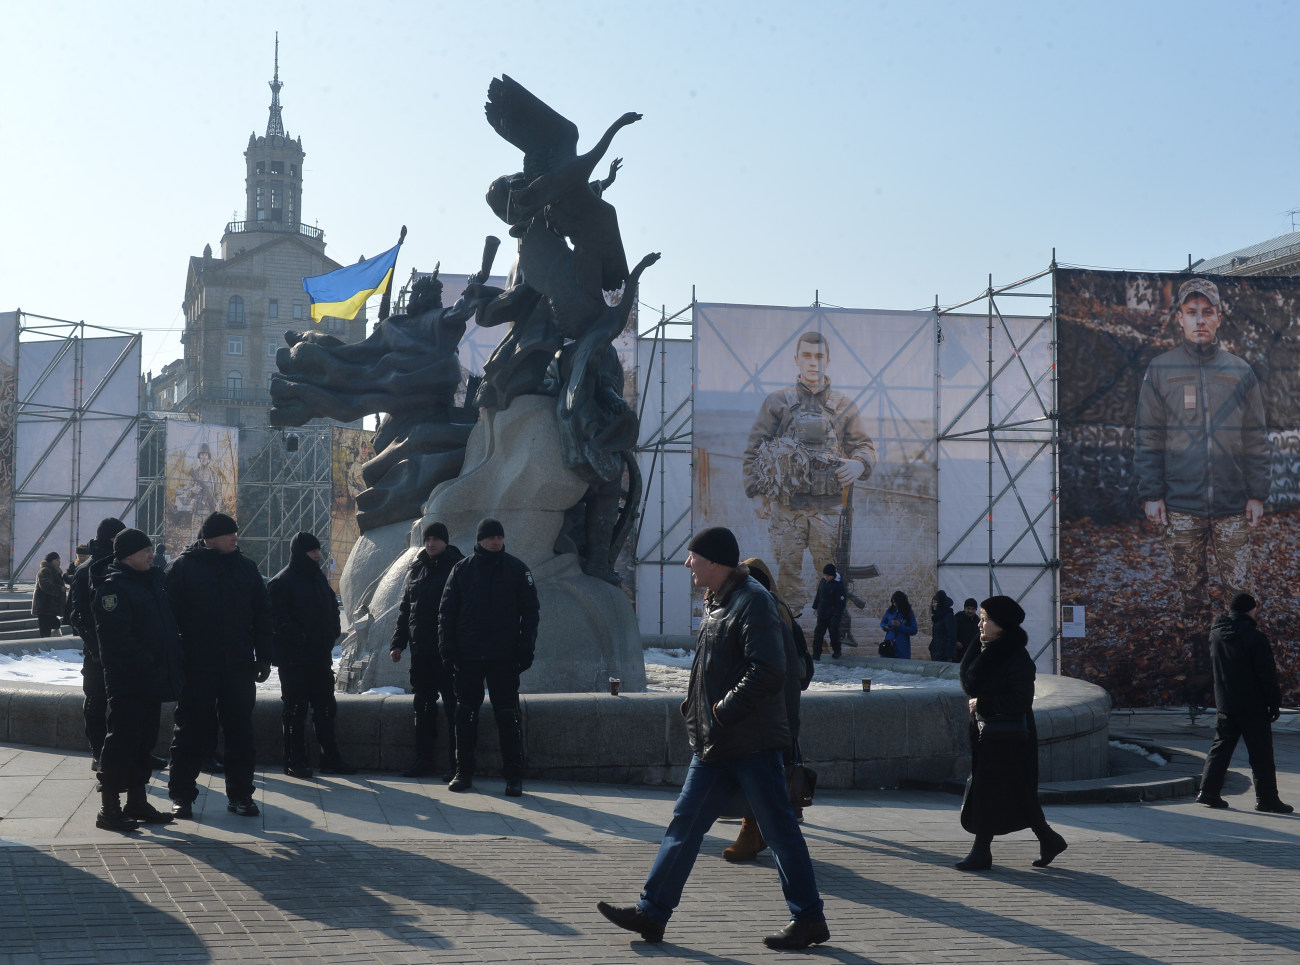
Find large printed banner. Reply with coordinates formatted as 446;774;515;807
0;313;15;582
163;421;238;554
1058;269;1300;706
693;303;937;647
330;426;374;593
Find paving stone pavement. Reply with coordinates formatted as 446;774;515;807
2;710;1300;964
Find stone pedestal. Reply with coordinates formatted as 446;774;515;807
335;395;645;694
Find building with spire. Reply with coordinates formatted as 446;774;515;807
148;37;366;427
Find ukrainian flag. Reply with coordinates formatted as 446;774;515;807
302;242;401;322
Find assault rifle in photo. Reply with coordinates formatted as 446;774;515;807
835;484;879;647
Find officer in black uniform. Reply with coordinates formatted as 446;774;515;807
439;517;539;796
92;529;183;831
268;531;354;779
166;512;273;818
68;517;126;771
390;521;464;779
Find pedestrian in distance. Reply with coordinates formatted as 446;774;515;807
955;595;1068;872
880;590;917;659
1195;593;1293;814
954;597;979;662
390;521;464;780
597;526;829;951
91;529;183;831
268;532;355;779
166;512;273;819
438;517;538;796
67;518;127;770
32;552;66;637
929;590;957;662
811;562;847;660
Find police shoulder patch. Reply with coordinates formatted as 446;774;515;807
524;570;534;587
100;594;118;612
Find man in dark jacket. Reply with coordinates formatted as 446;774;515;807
165;512;273;818
390;521;464;779
954;597;979;662
91;529;183;831
929;590;958;662
68;517;127;770
33;552;67;637
597;526;828;951
810;563;847;660
438;517;539;796
1196;593;1292;813
268;532;353;779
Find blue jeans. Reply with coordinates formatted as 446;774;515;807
637;749;824;924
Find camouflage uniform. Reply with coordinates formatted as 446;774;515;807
743;380;875;608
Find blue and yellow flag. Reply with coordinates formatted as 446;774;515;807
302;242;401;322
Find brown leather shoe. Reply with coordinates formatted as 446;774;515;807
722;816;768;862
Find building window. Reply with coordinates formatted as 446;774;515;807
270;185;281;209
268;298;278;318
256;161;265;175
293;299;304;320
227;296;245;326
227;335;244;356
270;161;282;175
267;338;278;358
290;164;297;177
227;370;243;392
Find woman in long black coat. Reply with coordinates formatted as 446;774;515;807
956;595;1068;871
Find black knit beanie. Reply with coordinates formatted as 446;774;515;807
113;528;152;560
424;522;450;543
97;517;127;544
476;517;505;541
688;526;740;568
1229;592;1257;614
199;512;238;539
979;595;1025;630
291;532;321;555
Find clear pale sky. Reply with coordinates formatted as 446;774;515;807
3;0;1298;374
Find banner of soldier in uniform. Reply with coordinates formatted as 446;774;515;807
1057;268;1300;706
693;302;938;648
163;421;239;554
0;312;15;583
329;426;374;594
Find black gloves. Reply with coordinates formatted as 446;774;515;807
515;657;534;675
254;660;273;683
1269;706;1281;723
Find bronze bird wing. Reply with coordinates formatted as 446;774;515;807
485;75;578;180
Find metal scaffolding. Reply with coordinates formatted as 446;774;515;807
236;425;333;578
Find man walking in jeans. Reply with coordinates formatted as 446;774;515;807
597;526;829;950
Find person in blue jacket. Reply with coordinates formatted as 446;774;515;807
880;590;917;659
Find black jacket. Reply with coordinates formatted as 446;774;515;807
929;592;957;661
954;609;979;660
438;545;539;667
1209;610;1281;717
92;561;183;702
391;545;465;657
812;575;847;624
959;627;1041;836
268;538;340;669
32;560;67;618
684;566;790;763
68;546;113;662
165;540;272;675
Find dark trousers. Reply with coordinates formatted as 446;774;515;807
812;615;841;657
411;649;456;766
279;663;338;729
169;670;257;802
81;655;108;760
37;615;60;638
1200;711;1279;803
453;661;523;780
98;695;162;793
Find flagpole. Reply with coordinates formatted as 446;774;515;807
377;225;407;322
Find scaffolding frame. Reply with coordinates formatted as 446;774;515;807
235;425;333;579
8;311;140;586
936;264;1059;667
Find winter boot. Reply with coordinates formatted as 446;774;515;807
123;784;174;824
449;708;477;791
96;790;138;833
955;834;993;871
282;714;313;779
1032;823;1068;867
496;704;525;797
316;714;357;775
722;816;768;862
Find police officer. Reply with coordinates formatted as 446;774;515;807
439;517;539;796
68;517;127;771
92;529;183;831
268;532;354;779
390;521;464;779
166;512;273;818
